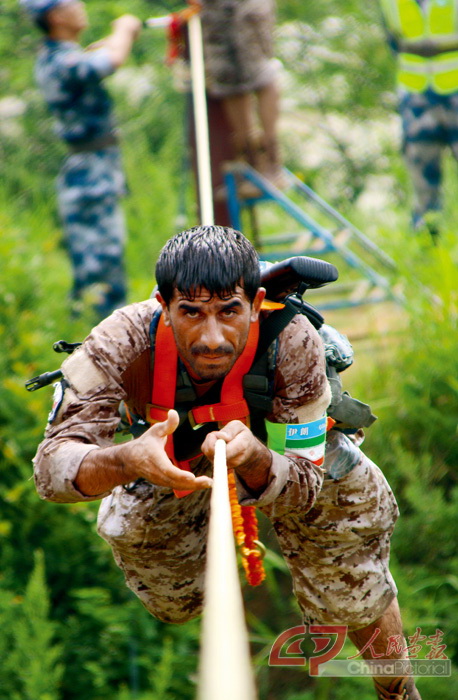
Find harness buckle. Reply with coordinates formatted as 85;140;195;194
187;410;204;431
147;403;171;423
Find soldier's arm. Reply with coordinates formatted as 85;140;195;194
33;302;161;503
74;410;212;496
34;302;212;503
89;15;142;68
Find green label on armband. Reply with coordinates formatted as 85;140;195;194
265;416;327;464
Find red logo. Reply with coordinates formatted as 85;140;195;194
269;624;347;674
268;625;307;666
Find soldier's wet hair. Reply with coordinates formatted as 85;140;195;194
156;225;260;304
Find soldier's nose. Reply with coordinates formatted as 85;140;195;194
200;317;225;349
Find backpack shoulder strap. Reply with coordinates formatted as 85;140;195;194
255;297;307;361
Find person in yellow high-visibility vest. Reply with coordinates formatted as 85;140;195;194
380;0;458;236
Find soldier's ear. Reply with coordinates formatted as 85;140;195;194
251;287;266;322
155;291;171;326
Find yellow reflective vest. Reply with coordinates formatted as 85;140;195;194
380;0;458;93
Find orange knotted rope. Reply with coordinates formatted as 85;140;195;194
228;470;266;587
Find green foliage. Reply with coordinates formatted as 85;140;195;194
275;1;400;209
0;550;64;700
365;242;458;477
348;242;458;681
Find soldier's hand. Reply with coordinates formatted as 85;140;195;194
130;410;212;491
201;420;272;492
112;14;143;39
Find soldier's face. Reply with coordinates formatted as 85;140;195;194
157;286;265;382
49;0;88;33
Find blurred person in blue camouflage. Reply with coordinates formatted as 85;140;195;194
380;0;458;239
21;0;142;317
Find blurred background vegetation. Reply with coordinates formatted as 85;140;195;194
1;0;457;698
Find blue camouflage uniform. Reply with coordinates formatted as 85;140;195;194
380;0;458;229
27;0;128;316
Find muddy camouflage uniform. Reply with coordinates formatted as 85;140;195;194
200;0;278;98
33;299;398;629
35;39;127;316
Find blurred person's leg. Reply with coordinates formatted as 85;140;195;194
57;149;127;317
443;91;458;222
218;93;263;198
403;139;442;229
221;83;287;190
400;90;443;237
202;0;285;193
255;78;288;187
220;92;257;159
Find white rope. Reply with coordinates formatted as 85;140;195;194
147;11;253;695
197;439;257;700
188;11;215;225
145;7;214;225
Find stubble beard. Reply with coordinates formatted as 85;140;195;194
187;351;237;382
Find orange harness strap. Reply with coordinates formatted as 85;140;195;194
149;316;179;468
150;316;178;423
148;314;260;496
190;319;259;427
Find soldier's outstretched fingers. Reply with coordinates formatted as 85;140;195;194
130;411;212;490
143;459;212;491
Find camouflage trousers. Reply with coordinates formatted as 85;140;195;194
57;146;127;317
400;89;458;225
97;452;398;630
201;0;278;98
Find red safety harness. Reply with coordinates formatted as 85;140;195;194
148;313;261;496
142;301;328;586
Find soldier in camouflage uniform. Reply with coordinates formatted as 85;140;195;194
21;0;142;316
33;226;421;700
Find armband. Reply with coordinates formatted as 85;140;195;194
265;415;328;466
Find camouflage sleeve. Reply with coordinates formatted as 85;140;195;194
32;301;157;504
60;46;115;84
237;314;331;516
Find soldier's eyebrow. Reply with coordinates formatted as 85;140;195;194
218;299;243;311
178;301;202;312
177;299;243;312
